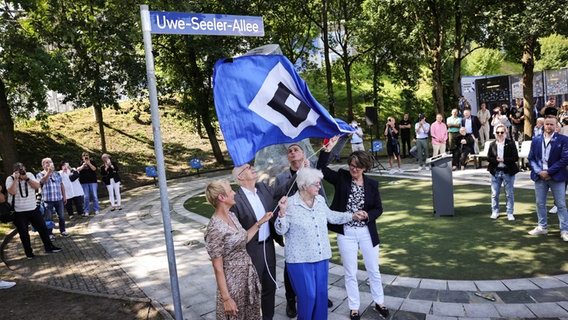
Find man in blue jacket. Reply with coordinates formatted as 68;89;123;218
527;116;568;241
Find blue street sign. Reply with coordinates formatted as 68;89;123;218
149;11;264;36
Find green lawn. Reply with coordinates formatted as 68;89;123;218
184;177;568;280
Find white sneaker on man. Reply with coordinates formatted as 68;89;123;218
425;166;430;171
398;168;404;174
389;169;396;175
0;280;16;289
528;226;548;235
561;231;568;242
490;212;499;219
549;206;558;214
507;214;515;221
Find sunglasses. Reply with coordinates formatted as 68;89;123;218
496;131;505;135
237;165;251;176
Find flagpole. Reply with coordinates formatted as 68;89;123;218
140;5;183;319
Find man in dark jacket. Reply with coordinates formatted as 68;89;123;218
487;124;519;221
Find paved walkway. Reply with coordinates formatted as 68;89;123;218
2;162;568;320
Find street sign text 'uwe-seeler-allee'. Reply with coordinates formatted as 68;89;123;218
149;11;264;36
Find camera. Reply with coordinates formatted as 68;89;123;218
15;164;25;176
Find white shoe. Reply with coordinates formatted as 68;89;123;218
490;212;499;219
507;214;515;221
528;226;548;235
389;169;396;175
425;166;430;171
0;280;16;289
94;210;100;215
398;168;404;174
561;231;568;242
549;206;558;214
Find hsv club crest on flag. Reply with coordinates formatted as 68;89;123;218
213;54;354;166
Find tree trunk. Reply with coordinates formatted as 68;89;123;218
452;0;463;102
93;103;107;153
344;60;354;121
522;36;537;139
322;0;335;116
185;47;225;165
0;78;17;176
432;49;445;115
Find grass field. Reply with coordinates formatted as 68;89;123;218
184;176;568;280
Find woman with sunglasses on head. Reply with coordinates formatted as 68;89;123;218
316;137;389;320
487;124;519;221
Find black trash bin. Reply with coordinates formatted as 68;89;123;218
426;154;455;217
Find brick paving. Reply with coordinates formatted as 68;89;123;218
2;164;568;319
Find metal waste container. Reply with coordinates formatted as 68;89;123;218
426;154;454;216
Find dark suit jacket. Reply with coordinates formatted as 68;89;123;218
487;139;520;176
461;116;482;139
317;151;383;247
528;133;568;182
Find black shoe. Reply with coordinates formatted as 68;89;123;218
376;304;389;318
328;299;333;308
45;246;62;253
350;311;361;320
286;300;297;318
26;253;35;260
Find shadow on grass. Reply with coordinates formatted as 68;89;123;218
184;177;568;280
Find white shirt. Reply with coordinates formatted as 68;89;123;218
6;173;37;212
241;187;270;241
496;141;506;168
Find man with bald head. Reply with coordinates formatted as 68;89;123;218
231;164;282;320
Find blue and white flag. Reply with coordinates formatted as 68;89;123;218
213;54;354;166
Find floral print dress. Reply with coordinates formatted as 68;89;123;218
204;212;261;320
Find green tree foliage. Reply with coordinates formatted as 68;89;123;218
27;0;146;153
462;47;504;76
0;1;67;175
535;34;568;71
487;0;568;135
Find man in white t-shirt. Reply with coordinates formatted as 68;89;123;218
6;162;61;259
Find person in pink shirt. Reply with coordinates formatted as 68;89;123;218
431;114;448;157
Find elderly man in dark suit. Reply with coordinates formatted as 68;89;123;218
231;163;284;320
461;109;482;153
527;116;568;242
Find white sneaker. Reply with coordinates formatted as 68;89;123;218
490;212;499;219
389;169;396;175
528;226;548;235
561;231;568;242
49;234;55;241
94;210;100;215
549;206;558;214
507;214;515;221
398;168;404;174
0;280;16;289
425;166;430;171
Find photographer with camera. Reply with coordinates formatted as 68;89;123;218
6;162;61;259
349;121;364;152
78;152;99;216
37;158;70;239
384;117;403;174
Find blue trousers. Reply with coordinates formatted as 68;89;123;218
287;260;329;320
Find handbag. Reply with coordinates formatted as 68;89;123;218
0;195;15;223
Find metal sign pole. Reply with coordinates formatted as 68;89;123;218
139;5;183;319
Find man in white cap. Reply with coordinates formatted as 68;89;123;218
350;121;364;152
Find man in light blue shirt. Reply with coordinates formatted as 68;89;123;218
415;114;431;170
350;121;364;152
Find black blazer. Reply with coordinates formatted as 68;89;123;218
317;151;383;246
461;115;482;139
487;139;519;176
231;182;284;247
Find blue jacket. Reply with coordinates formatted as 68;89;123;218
528;133;568;182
